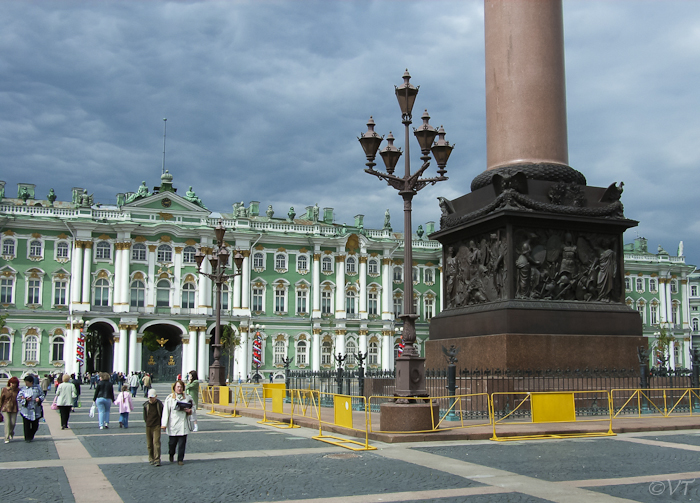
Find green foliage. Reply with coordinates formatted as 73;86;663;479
84;329;101;373
652;327;676;367
141;330;160;352
220;324;241;381
0;312;7;330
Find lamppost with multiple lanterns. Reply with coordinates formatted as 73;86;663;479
194;222;244;386
359;70;454;399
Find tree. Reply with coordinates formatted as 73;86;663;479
652;327;676;369
220;324;241;382
84;328;101;373
141;330;161;352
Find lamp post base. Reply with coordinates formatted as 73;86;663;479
394;356;428;399
209;364;227;387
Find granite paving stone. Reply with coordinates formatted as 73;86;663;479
0;466;74;503
589;480;700;502
419;495;554;503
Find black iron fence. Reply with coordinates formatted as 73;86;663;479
286;366;697;418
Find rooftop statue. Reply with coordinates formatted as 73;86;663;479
184;186;206;209
125;181;150;204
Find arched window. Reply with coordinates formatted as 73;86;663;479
368;342;379;365
95;241;111;260
345;290;356;316
393;295;403;317
296;288;307;314
51;336;64;361
650;302;659;325
183;246;196;263
1;238;15;256
321;287;333;314
393;266;403;282
24;335;39;362
157;244;173;263
252;285;264;312
649;278;658;292
636;278;644;292
0;335;10;361
693;318;699;332
297;255;308;272
274;286;286;313
322;256;333;273
424;268;434;284
274;340;286;365
296;340;307;366
253;252;265;269
156;280;170;307
346;340;357;366
56;241;69;259
368;258;379;275
29;240;42;257
625;277;631;291
368;291;378;316
132;243;147;261
346;257;356;274
94;278;110;306
321;340;332;365
221;284;229;311
275;253;287;270
671;280;679;294
130;280;145;308
412;267;419;283
182;283;196;309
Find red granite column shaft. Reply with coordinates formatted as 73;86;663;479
485;0;569;171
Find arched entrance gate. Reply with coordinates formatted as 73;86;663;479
141;324;183;382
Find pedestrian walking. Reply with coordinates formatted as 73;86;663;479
161;380;196;465
143;389;163;466
1;377;20;443
71;373;81;410
55;374;77;430
17;375;44;442
93;372;115;429
90;373;98;389
142;373;152;398
115;385;134;428
185;370;200;410
40;375;50;397
128;372;140;397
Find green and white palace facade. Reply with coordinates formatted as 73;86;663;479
0;174;442;380
1;174;698;380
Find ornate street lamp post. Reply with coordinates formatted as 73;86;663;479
360;70;453;400
251;323;265;383
195;222;244;386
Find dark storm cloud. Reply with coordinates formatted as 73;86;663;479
0;1;698;264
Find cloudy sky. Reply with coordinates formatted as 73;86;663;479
1;1;699;265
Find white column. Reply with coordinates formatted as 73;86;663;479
669;340;676;370
382;257;392;320
115;325;128;372
335;330;346;359
172;248;182;314
81;242;93;307
147;245;156;312
682;279;690;333
238;329;248;379
335;254;346;319
241;252;251;311
312;252;321;318
311;330;320;371
682;338;691;369
121;243;131;307
439;259;444;313
128;327;138;373
233;273;242;310
71;243;84;307
64;325;77;375
113;246;123;311
382;332;392;371
197;328;207;379
359;330;368;357
359;256;368;319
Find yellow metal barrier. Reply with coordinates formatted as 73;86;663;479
312;391;376;451
367;393;492;434
262;383;286;399
205;386;241;418
257;387;300;429
611;388;700;418
490;390;615;442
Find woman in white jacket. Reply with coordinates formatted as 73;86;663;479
55;373;77;430
161;380;196;465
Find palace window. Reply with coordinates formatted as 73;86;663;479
132;243;147;261
672;303;679;325
393;295;403;317
181;283;196;309
321;341;332;365
296;289;308;315
346;257;356;274
274;288;286;313
275;253;287;270
130;280;145;308
95;241;111;260
692;285;698;297
51;336;64;362
693;318;699;332
253;252;265;269
413;267;419;283
321;290;332;314
252;286;264;312
0;335;10;361
156;280;170;307
393;266;403;282
345;340;356;366
636;301;645;323
636;278;644;292
183;246;196;264
157;244;173;263
625;277;631;291
29;240;43;258
368;291;378;316
424;268;434;284
221;284;229;311
368;258;379;275
54;280;68;306
274;340;286;365
27;279;41;305
671;280;678;294
650;303;659;325
1;238;15;257
94;278;110;307
345;290;356;316
56;242;69;259
296;340;307;366
649;278;657;292
0;278;14;304
322;256;333;273
24;335;38;362
368;342;379;365
425;296;434;320
297;255;308;272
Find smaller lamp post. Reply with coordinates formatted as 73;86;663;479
251;323;265;383
194;222;244;386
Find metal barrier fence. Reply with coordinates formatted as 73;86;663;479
611;388;700;418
